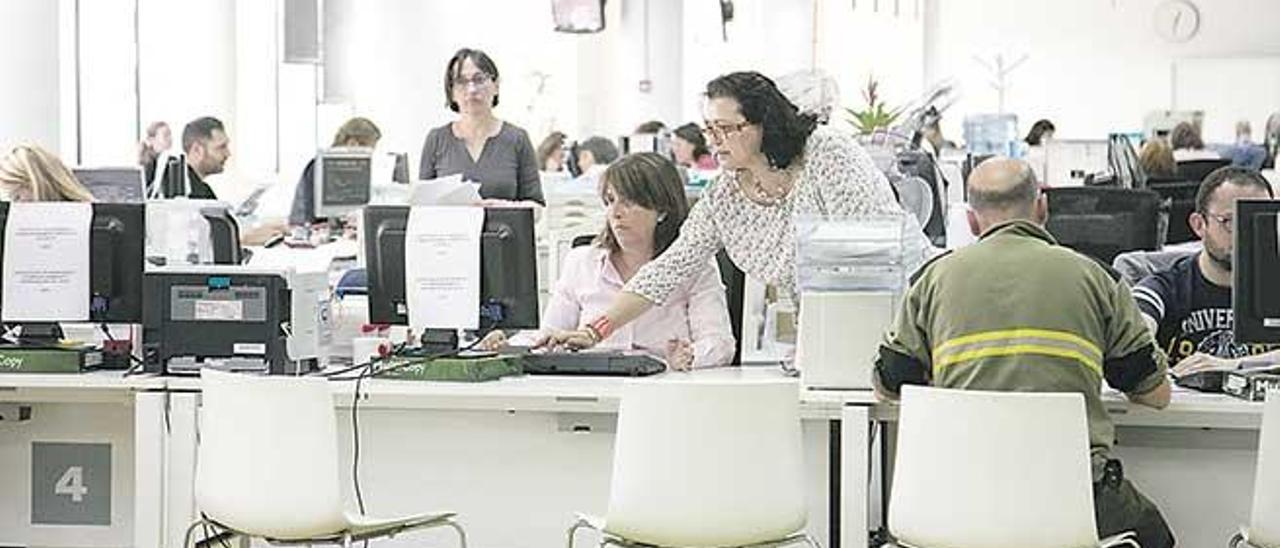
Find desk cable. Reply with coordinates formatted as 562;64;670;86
328;329;491;524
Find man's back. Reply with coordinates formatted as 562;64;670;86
884;220;1165;462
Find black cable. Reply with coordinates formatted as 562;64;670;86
345;328;492;520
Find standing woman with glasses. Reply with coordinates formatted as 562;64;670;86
419;48;544;206
541;70;933;351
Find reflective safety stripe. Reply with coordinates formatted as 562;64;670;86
932;328;1103;376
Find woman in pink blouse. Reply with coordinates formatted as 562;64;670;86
486;152;735;370
541;71;932;351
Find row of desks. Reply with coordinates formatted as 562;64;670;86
0;367;1266;547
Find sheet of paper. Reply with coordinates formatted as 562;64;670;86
411;174;481;206
2;203;93;322
404;206;484;330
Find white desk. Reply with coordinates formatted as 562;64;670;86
0;372;165;548
2;370;1267;548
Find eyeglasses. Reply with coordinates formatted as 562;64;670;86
701;121;752;141
453;73;493;89
1203;211;1234;231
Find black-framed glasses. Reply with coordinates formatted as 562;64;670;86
701;121;751;140
453;73;493;89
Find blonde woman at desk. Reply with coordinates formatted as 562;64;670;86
0;144;93;202
483;153;735;371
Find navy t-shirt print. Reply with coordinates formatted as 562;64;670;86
1133;255;1279;363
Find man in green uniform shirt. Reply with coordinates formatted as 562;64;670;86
875;158;1175;547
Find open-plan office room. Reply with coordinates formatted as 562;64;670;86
2;0;1280;547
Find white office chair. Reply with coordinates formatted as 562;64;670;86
567;380;816;548
887;386;1137;548
1231;390;1280;548
184;369;466;547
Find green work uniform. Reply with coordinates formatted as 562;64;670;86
876;219;1174;547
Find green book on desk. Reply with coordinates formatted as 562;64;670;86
377;355;523;382
0;345;102;374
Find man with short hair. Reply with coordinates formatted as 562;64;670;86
1133;166;1279;376
875;158;1175;547
159;116;229;200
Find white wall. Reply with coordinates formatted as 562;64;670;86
925;0;1280;142
0;0;62;154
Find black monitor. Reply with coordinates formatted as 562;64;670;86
1233;199;1280;344
73;168;146;203
0;203;145;328
315;148;372;218
1044;187;1164;265
363;206;539;329
201;206;243;265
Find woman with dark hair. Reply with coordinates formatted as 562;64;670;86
1170;121;1219;161
536;131;567;172
483;153;734;370
1024;119;1055;146
671;122;717;169
542;71;927;352
418;47;544;205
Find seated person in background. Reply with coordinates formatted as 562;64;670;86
1133;166;1280;376
289;117;382;227
1221;120;1267;170
671;123;718;170
484;152;735;370
875;157;1174;547
633;120;666;135
154;116;230;200
0;144;94;202
1138;138;1178;179
1170;121;1219;162
537;131;566;173
575;136;619;177
138;120;171;184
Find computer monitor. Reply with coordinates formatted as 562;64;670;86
1044;187;1164;265
1041;139;1109;187
0;203;145;326
1147;178;1200;244
1233;199;1280;344
314;147;373;218
363;206;539;329
73;167;146;203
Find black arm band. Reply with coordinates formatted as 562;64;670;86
1103;344;1160;393
875;345;930;394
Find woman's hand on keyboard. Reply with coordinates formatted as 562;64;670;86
476;330;507;351
533;329;597;351
666;339;693;372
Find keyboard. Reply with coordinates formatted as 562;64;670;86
520;350;667;377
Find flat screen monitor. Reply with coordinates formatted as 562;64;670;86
1044;187;1163;265
74;167;146;203
0;203;145;324
315;147;372;218
1042;139;1109;187
1233;199;1280;344
363;206;538;329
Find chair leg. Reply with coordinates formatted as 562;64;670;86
444;518;469;548
182;519;207;548
566;519;587;548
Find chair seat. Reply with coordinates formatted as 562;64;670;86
884;532;1138;548
575;513;810;548
261;510;457;544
